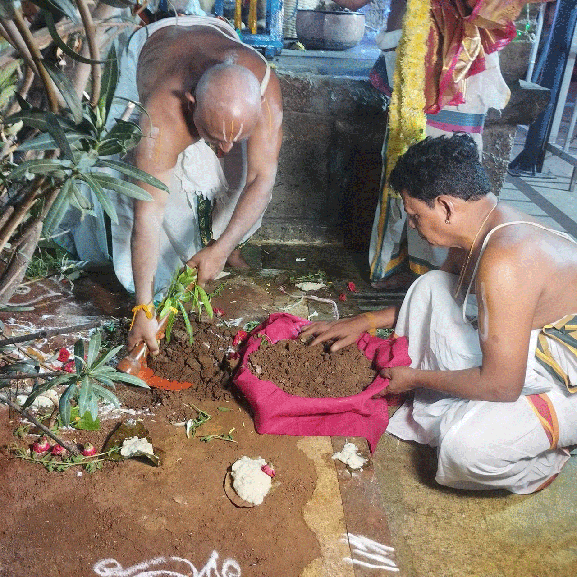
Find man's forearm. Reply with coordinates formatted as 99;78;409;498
131;211;163;305
411;366;520;402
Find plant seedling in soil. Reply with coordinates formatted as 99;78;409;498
183;403;212;439
199;428;237;444
157;266;214;344
21;330;148;427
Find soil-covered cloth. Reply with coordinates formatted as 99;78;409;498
249;338;377;398
147;318;238;400
234;313;412;452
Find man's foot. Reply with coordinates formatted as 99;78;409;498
226;248;250;269
371;271;416;291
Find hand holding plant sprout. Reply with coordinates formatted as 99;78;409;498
121;266;213;374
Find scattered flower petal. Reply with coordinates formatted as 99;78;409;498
57;348;70;363
347;282;358;293
232;330;248;347
81;443;97;457
51;444;67;456
32;437;51;454
261;464;276;478
339;293;347;302
63;360;75;373
213;307;225;317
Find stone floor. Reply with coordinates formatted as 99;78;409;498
2;132;577;576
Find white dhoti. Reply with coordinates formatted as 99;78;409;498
60;16;263;296
387;270;577;494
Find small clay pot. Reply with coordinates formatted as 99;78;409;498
296;10;365;51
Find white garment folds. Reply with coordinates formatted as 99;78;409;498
387;223;577;494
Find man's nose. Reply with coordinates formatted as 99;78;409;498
220;142;233;153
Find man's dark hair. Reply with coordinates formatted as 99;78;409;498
388;133;492;207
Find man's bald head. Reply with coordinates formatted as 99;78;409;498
192;63;262;145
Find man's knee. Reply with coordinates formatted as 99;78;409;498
436;430;517;490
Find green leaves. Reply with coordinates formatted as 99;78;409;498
43;177;75;235
43;10;109;63
89;173;153;201
97;119;142;156
157;266;214;345
44;62;83;124
23;330;148;428
33;0;80;23
8;158;72;180
99;159;167;191
80;173;118;223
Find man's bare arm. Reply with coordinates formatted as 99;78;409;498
385;243;540;401
128;98;189;352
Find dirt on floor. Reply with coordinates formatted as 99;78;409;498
1;381;323;577
147;318;238;400
2;313;372;577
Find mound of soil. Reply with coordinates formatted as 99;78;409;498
248;338;377;398
147;319;237;400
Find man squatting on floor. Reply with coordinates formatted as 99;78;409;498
301;134;577;494
103;16;282;356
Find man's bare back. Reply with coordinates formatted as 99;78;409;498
136;24;270;123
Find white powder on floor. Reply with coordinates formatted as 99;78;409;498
332;442;367;470
120;436;155;458
231;456;272;505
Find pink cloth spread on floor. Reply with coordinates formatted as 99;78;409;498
233;313;411;452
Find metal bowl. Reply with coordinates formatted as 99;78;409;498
296;10;366;51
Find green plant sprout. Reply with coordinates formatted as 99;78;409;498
11;443;120;473
184;402;212;439
157;266;214;344
243;320;261;333
199;428;237;443
22;330;149;427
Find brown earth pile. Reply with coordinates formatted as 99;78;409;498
147;318;237;400
248;338;377;398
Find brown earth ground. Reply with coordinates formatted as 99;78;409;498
1;244;577;577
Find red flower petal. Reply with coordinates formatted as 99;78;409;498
63;361;75;373
232;330;249;346
51;444;67;456
339;293;347;302
261;464;275;478
32;437;51;454
81;443;97;457
57;348;70;363
347;282;358;293
213;307;225;317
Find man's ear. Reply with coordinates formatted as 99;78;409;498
185;91;195;106
436;195;455;221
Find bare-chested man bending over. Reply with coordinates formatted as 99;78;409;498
110;16;282;356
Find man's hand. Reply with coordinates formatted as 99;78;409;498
377;366;419;396
299;315;371;352
128;311;161;356
186;243;229;287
